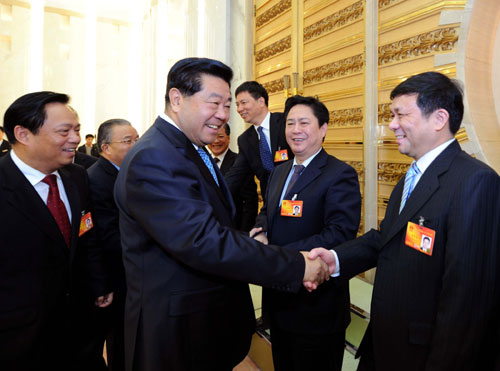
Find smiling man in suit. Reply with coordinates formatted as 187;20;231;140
88;118;139;371
208;122;258;232
0;92;112;371
310;72;500;370
113;57;331;371
250;95;361;371
225;81;293;199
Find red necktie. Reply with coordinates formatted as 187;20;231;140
42;174;72;247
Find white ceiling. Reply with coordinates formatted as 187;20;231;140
44;0;139;21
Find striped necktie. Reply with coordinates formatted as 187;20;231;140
257;126;274;172
399;162;420;213
197;147;219;186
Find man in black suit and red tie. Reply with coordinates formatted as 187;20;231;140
250;95;361;371
208;123;258;232
310;72;500;370
0;92;113;371
225;81;293;199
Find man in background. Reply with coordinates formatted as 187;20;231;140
88;118;139;371
225;81;292;199
0;126;11;157
0;91;112;371
208;122;258;232
310;72;500;370
78;133;99;157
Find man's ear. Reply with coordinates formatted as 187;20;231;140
13;125;31;145
433;108;450;132
168;88;183;113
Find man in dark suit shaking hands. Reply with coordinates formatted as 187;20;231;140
225;81;293;199
250;96;361;371
113;58;331;371
310;72;500;370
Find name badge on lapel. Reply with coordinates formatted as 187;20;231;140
281;194;303;218
79;211;94;236
405;219;435;256
274;149;289;162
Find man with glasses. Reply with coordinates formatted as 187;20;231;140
87;118;139;370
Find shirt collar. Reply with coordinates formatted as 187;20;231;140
10;149;61;186
415;138;455;174
293;147;322;168
159;112;200;150
253;111;271;134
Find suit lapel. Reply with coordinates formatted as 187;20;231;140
2;156;69;252
383;141;460;243
248;127;260;157
269;113;280;153
154;117;234;215
268;161;293;224
286;149;327;198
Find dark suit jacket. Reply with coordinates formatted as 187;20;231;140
219;148;258;232
88;157;124;295
0;140;11;157
254;149;361;334
0;154;108;370
74;151;98;169
114;116;305;371
225;112;293;198
78;144;99;157
335;140;500;370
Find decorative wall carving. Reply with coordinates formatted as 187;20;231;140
378;103;392;124
346;161;364;181
303;1;363;42
256;0;292;28
378;162;409;184
379;0;403;9
303;54;364;85
255;35;291;62
379;27;459;65
261;77;285;94
329;107;363;127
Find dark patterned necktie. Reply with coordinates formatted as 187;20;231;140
42;174;71;247
257;126;274;172
284;165;305;199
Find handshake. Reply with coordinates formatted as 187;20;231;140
249;227;336;292
301;248;336;292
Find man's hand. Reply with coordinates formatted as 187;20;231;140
308;247;336;274
249;227;268;245
95;292;114;308
300;251;329;292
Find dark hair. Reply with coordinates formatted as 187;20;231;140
235;81;269;107
85;134;95;139
283;95;330;128
390;72;463;134
97;118;131;153
423;236;431;242
223;123;230;136
3;91;70;144
165;58;233;105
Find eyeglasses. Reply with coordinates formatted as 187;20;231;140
106;138;138;145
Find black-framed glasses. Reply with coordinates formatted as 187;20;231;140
107;138;138;145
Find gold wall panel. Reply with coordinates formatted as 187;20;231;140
255;35;291;63
304;54;364;85
256;0;292;29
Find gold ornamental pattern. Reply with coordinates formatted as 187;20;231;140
378;103;392;124
378;162;410;184
303;54;364;85
346;161;364;181
379;27;459;65
379;0;403;9
329;107;363;128
261;77;285;94
256;0;292;28
304;1;363;42
255;35;291;62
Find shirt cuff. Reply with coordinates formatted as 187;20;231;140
330;249;340;277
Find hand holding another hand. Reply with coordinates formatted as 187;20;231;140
302;248;337;292
300;251;329;292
